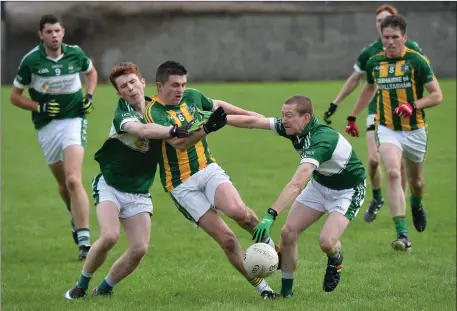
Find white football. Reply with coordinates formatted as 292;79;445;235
243;243;279;279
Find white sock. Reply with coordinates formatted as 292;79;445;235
262;237;276;249
282;272;294;279
256;279;271;293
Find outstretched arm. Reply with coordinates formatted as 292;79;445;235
227;115;271;130
271;162;316;215
122;121;174;139
252;162;316;243
213;99;264;117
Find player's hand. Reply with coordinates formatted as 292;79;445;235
82;94;94;114
203;106;227;134
345;116;359;137
323;103;338;125
169;123;192;138
253;208;278;243
393;103;415;118
37;100;60;117
198;110;212;122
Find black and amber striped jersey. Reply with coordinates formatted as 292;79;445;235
366;48;436;131
144;88;216;191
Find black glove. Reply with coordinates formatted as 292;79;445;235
169;123;192;138
203;106;227;134
82;94;94;114
323;102;338;125
37;100;60;117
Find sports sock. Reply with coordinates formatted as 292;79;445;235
328;251;342;266
77;270;93;290
372;188;382;202
248;278;271;293
76;228;91;247
281;272;294;297
410;195;423;210
393;216;408;238
97;276;115;293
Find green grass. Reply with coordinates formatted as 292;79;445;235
2;80;456;311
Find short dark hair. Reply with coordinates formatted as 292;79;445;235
39;14;61;31
155;61;188;84
381;15;407;35
109;62;143;91
284;95;314;116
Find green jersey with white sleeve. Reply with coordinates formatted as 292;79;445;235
94;97;160;194
270;116;366;190
13;42;92;129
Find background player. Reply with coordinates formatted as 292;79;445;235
10;14;98;259
346;15;443;251
323;5;424;223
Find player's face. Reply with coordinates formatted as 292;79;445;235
382;27;407;58
38;23;65;51
375;11;392;37
281;104;310;135
157;75;187;105
115;73;146;107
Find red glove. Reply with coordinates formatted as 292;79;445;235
345;116;359;137
393;102;416;118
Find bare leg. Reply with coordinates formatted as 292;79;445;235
82;202;120;274
106;212;151;283
63;145;90;231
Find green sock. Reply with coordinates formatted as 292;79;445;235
97;277;115;294
77;270;93;290
372;188;382;201
393;216;408;238
281;273;294;297
410;195;422;210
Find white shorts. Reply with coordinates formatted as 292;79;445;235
295;179;366;221
169;163;232;224
37;118;88;164
366;114;376;129
375;125;427;163
92;174;153;219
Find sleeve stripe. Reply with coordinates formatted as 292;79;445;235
353;64;364;73
300;158;320;168
13;79;26;89
120;118;139;131
144;102;154;123
82;60;93;73
269;118;280;136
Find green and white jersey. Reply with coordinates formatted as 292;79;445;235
13;42;92;130
270;116;366;190
94;97;160;194
354;39;424;114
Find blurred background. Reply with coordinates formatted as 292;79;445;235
2;1;456;83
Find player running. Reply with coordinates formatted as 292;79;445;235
144;60;280;299
64;62;193;299
10;14;98;259
346;15;443;251
323;5;425;223
228;95;366;297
